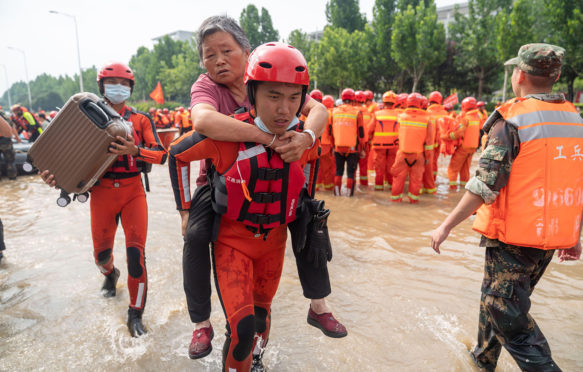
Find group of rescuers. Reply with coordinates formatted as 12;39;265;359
33;13;582;372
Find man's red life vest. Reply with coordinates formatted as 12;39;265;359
212;111;305;233
472;98;583;249
371;108;399;148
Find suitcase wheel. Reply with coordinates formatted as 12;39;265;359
76;192;89;203
22;162;34;173
57;190;71;207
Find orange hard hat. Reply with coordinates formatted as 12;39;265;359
309;89;323;102
382;91;396;104
355;90;366;103
461;97;477;111
428;91;442;104
322;95;335;109
341;88;355;101
406;93;424;109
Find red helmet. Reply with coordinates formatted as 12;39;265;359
396;93;408;107
97;62;134;93
355;90;366;103
322;95;335;109
477;101;485;108
461;96;477;111
163;108;169;114
421;96;428;109
382;91;396;104
178;106;185;112
444;103;454;111
244;42;309;86
364;90;374;101
49;110;57;119
428;91;442;104
406;93;424;109
341;88;355;101
309;89;323;102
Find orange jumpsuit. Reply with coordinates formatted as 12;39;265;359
368;107;399;190
357;105;375;186
91;106;166;311
169;126;319;372
424;104;448;194
390;108;432;203
316;108;335;190
447;109;481;189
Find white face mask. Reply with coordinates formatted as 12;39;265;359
104;83;131;104
254;116;300;134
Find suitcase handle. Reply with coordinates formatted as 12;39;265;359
79;99;112;129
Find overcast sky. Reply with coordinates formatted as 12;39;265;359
0;0;462;97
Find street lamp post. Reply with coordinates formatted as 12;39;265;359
7;46;32;108
50;10;84;92
0;64;12;108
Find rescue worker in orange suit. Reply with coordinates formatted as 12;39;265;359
355;90;374;187
368;91;399;190
364;90;378;114
447;97;481;190
10;104;43;142
437;103;459;157
432;43;582;372
40;62;167;337
390;93;433;203
177;107;193;135
169;42;334;372
424;91;449;193
316;93;336;191
331;88;365;196
394;93;408;113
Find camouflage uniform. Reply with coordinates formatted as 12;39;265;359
0;112;17;179
464;44;567;372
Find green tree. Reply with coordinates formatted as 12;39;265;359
391;0;446;92
496;0;545;62
240;4;280;49
158;43;203;105
544;0;583;101
449;0;512;99
286;29;315;63
371;0;398;88
325;0;366;32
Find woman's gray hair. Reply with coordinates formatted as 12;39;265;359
196;15;251;66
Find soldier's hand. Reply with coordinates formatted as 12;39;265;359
431;224;451;254
39;170;57;188
273;131;310;163
558;240;581;262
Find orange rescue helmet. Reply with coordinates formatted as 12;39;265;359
396;93;408;107
421;96;428;109
163;108;169;114
309;89;323;102
406;93;424;109
477;101;485;108
428;91;442;104
355;90;366;103
178;106;185;112
382;91;397;104
322;95;335;109
341;88;355;101
461;96;477;111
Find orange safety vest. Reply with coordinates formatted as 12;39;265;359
371;108;399;147
461;109;481;149
398;108;429;154
427;104;448;148
472;98;583;250
332;104;359;148
320;108;334;146
437;115;458;155
367;102;379;114
358;105;373;142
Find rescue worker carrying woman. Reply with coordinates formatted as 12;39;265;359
390;93;433;203
331;88;365;196
169;42;326;372
41;62;167;337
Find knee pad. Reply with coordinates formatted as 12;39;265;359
96;249;112;266
126;246;143;278
233;314;255;362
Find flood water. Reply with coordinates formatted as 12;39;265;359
0;157;581;371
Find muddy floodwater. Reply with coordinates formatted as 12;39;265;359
0;158;581;371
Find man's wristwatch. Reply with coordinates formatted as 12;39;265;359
303;129;316;149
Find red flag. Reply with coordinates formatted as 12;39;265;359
149;81;164;104
443;92;459;106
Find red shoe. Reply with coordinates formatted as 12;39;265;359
307;307;347;338
188;325;214;359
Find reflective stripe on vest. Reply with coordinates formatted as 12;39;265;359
398;108;429;153
472;98;583;249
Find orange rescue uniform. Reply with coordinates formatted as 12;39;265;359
331;103;365;195
447;109;481;189
368;107;399;190
316;107;336;190
424;104;448;194
390;108;432;203
357;105;375;186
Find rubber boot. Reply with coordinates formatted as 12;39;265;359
251;349;267;372
127;307;147;337
346;178;355;196
333;176;342;196
101;267;120;298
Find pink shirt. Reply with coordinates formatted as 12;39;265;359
189;73;311;187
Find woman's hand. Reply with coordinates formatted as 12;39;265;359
273;131;311;162
39;170;57;188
